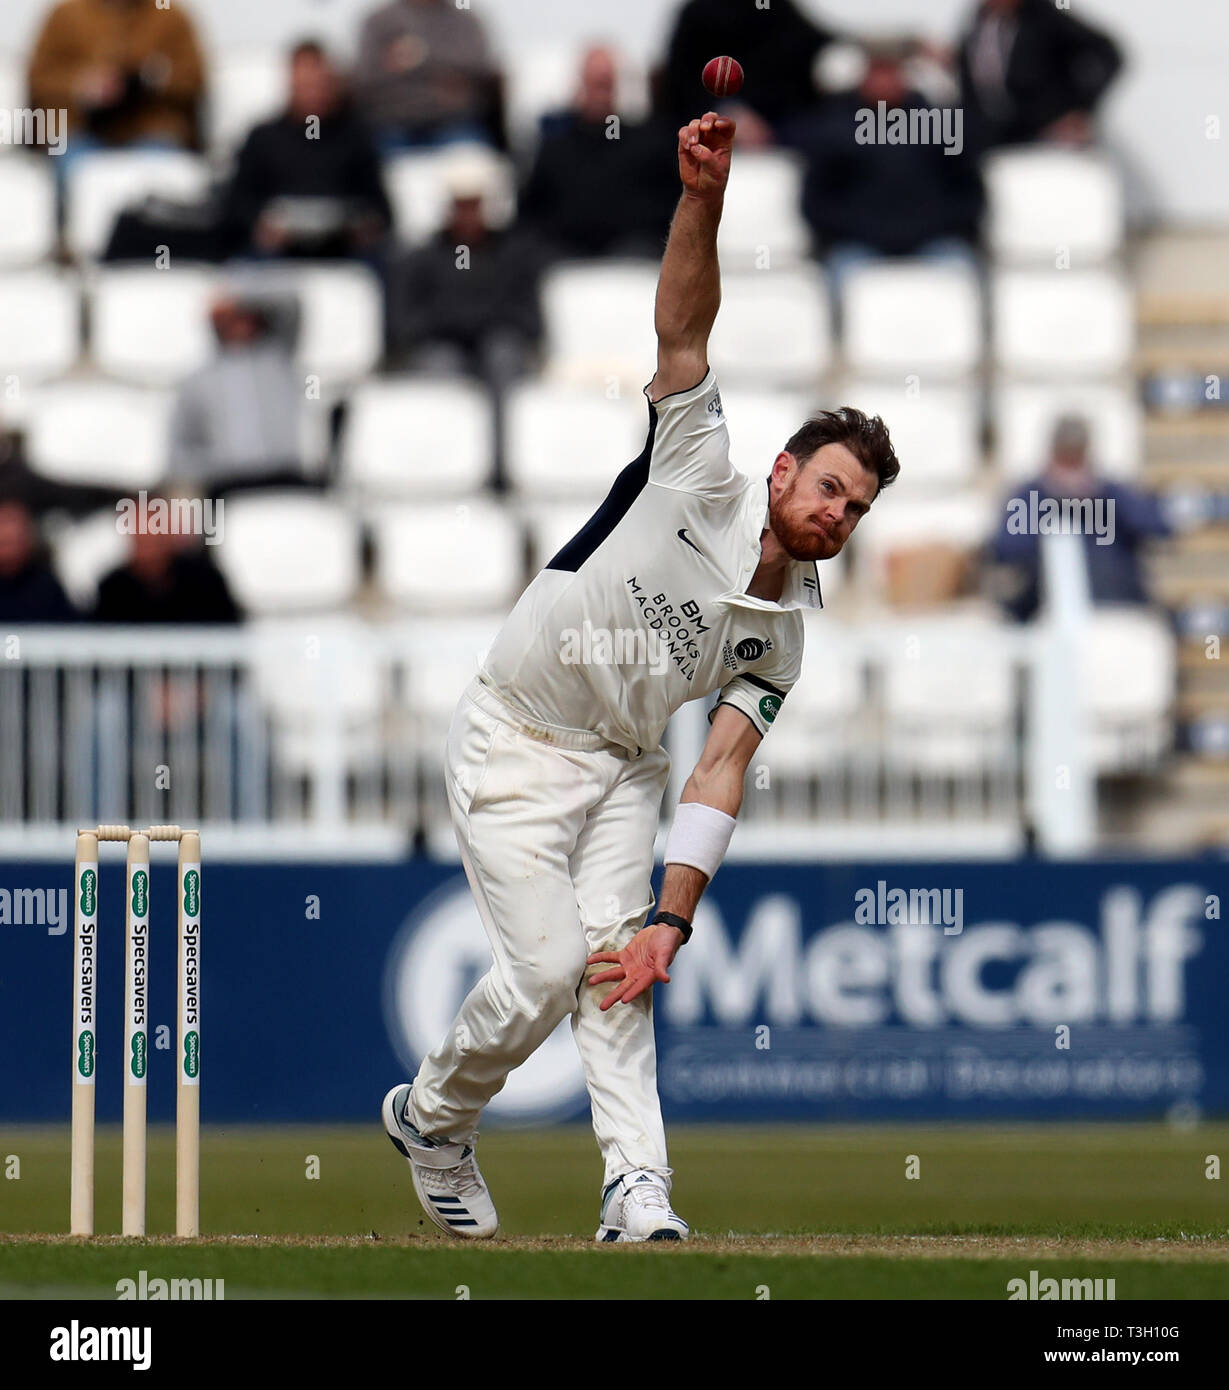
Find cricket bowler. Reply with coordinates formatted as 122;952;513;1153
384;112;900;1241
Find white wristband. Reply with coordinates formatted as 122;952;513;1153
663;801;737;880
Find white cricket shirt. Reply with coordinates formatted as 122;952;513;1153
481;369;822;755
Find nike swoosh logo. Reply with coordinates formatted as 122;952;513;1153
677;528;703;556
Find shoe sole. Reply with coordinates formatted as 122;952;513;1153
381;1085;498;1240
595;1225;687;1244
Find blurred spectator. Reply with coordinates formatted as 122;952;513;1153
223;41;392;261
388;164;543;387
657;0;834;147
169;293;310;495
28;0;205;154
0;496;77;623
521;46;677;261
94;510;241;623
991;416;1171;622
355;0;499;150
956;0;1123;154
785;43;982;295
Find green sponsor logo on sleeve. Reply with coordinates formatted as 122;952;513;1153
758;694;782;725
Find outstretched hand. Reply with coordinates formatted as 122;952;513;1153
587;921;686;1011
678;112;736;200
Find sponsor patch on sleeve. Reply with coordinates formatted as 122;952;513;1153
758;694;782;724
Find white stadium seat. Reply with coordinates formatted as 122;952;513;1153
0;270;80;383
51;509;129;609
0;158;56;266
91;267;219;385
541;259;659;389
716;150;810;269
65;149;211;261
984;148;1124;265
843;262;982;378
25;383;172;488
206;48;284;157
992;379;1142;482
1083;607;1175;771
342;376;493;499
403;615;506;727
504;381;645;500
716;387;813;481
215;492;360;613
383;145;517;244
229;261;383;386
372;500;523;612
992;268;1134;377
292;263;383;384
757;612;862;771
840;380;980;486
249;616;385;773
883;617;1016;775
709;266;833;386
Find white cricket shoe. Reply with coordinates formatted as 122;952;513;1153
382;1083;498;1239
595;1169;689;1243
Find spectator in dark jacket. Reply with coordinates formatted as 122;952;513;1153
991;416;1171;622
657;0;834;147
389;164;542;386
0;497;77;623
521;47;677;262
785;46;983;294
957;0;1123;154
223;41;392;260
94;518;241;623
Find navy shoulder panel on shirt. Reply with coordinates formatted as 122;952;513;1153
545;402;658;574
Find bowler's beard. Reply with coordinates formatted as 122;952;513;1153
769;485;841;561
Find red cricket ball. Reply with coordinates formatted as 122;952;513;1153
702;55;744;99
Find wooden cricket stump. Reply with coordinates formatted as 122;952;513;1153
70;825;202;1238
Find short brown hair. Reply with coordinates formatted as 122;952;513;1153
784;407;900;496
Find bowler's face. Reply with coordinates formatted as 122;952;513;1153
769;444;877;561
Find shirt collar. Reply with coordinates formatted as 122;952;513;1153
719;478;824;612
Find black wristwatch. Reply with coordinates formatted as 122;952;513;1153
652;911;692;944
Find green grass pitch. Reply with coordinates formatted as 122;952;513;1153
2;1123;1227;1299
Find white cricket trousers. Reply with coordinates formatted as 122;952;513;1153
408;676;673;1189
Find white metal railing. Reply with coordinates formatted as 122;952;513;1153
0;607;1142;860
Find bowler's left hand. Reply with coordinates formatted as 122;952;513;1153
586;922;685;1011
